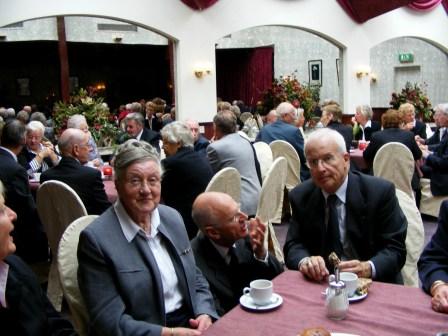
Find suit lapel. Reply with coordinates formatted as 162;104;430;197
304;188;327;253
345;173;366;241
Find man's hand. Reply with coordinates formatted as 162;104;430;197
338;260;372;278
162;327;201;336
299;256;329;282
431;284;448;314
248;217;267;260
189;314;212;331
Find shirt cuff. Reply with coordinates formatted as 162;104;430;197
253;252;269;264
368;260;376;279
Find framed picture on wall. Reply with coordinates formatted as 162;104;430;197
17;78;30;96
308;60;322;86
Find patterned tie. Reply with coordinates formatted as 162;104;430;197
326;194;343;258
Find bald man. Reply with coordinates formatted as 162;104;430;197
191;192;283;316
40;128;111;215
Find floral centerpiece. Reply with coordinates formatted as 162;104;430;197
53;87;120;146
390;82;432;121
261;72;320;121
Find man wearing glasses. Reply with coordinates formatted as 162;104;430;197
284;128;407;284
191;192;283;316
41;128;111;215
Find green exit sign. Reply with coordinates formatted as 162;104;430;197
399;53;414;63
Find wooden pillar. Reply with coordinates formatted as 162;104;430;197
57;16;70;103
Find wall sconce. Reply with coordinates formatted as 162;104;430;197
194;68;211;79
370;73;378;83
355;65;371;78
112;34;123;43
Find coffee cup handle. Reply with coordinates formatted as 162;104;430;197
243;287;250;295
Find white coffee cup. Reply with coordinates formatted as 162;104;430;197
340;272;359;297
243;279;273;305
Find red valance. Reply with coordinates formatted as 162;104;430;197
180;0;219;10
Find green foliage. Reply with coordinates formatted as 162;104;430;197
390;82;432;121
262;73;320;121
53;88;120;146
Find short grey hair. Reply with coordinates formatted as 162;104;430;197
435;103;448;117
26;120;45;135
356;105;373;120
67;114;87;129
113;139;161;182
161;121;194;148
125;112;144;126
6;108;15;118
16;110;30;124
305;128;347;155
276;102;295;117
29;112;47;125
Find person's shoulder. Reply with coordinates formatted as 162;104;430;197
289;178;315;197
351;171;393;191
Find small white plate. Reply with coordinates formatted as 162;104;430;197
348;291;368;303
239;293;283;311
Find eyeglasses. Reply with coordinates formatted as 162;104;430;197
126;176;160;189
307;154;338;169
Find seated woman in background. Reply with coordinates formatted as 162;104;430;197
17;120;60;177
161;121;214;239
77;140;217;335
353;104;381;141
67;114;103;167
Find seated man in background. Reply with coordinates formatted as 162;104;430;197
0;180;76;335
415;103;447;151
284;128;407;284
41;128;111;215
418;200;448;314
420;103;448;196
117;112;160;153
191;192;283;316
185;119;210;156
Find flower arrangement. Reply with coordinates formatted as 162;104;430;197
262;72;320;121
53;87;120;146
390;82;432;121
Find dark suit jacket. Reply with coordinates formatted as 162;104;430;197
411;120;427;139
327;121;353;152
40;156;111;215
422;135;448;196
255;120;310;181
0;148;48;263
426;128;444;150
353;120;381;141
140;127;161;153
144;116;163;132
191;233;283;316
194;135;210;156
78;205;218;336
161;147;213;239
0;255;75;336
284;171;407;284
418;200;448;293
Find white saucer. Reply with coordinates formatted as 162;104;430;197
348;291;368;302
239;293;283;311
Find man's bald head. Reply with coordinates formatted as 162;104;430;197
58;128;90;163
192;192;235;231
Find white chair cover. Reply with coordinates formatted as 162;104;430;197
395;189;424;287
205;167;241;204
58;215;98;336
373;142;415;201
420;178;448;218
256;157;287;264
253;141;273;182
36;180;88;311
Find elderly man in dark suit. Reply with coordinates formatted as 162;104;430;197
185;119;210;156
78;140;217;335
41;128;111;215
118;112;161;152
418;200;448;314
0;180;76;335
191;192;283;316
0;120;48;263
420;103;448;196
416;104;447;151
284;128;407;284
255;102;309;181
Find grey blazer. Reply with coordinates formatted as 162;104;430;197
207;133;261;215
77;205;218;336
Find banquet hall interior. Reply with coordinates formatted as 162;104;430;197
0;0;448;334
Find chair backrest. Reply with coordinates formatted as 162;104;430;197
205;167;241;204
256;157;287;263
58;215;98;336
253;141;274;182
373;142;415;200
36;180;88;254
395;189;424;287
269;140;301;190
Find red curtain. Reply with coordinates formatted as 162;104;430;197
180;0;219;10
216;46;273;107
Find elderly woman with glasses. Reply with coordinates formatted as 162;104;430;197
78;140;218;336
161;121;213;239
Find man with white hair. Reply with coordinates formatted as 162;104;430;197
256;102;309;181
353;104;381;141
185;119;209;155
284;128;407;284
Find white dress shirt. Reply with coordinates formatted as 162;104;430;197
0;260;9;308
